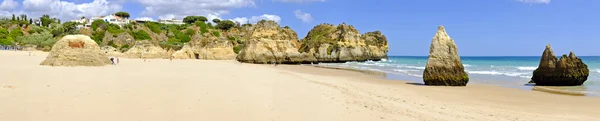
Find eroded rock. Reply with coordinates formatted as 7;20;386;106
422;26;469;86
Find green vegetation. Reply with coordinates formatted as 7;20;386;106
195;21;209;35
9;28;24;39
212;19;221;23
299;24;336;52
212;31;220;37
215;20;235;30
133;30;151;40
15;32;56;50
233;44;243;54
183;16;208;24
91;30;105;44
107;23;125;34
114;11;130;18
91;19;105;31
185;28;196;36
0;28;13;45
144;22;162;33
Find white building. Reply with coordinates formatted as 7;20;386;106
157;19;184;25
75;14;131;28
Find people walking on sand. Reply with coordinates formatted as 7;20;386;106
110;57;115;65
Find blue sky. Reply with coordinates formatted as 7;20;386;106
1;0;598;56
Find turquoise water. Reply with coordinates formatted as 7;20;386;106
318;56;600;96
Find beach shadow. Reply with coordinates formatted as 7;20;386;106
405;82;427;86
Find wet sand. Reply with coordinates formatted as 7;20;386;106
1;50;600;121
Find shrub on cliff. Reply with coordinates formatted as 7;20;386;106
15;32;55;49
144;22;162;33
9;28;23;38
233;44;243;54
216;20;235;30
91;19;105;31
133;30;151;40
115;11;130;18
195;21;209;35
183;16;208;24
107;23;125;34
212;31;220;37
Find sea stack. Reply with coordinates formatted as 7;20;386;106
422;26;469;86
40;35;112;66
531;44;589;86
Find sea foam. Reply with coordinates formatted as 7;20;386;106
517;66;537;71
467;70;528;77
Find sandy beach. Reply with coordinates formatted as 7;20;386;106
1;50;600;121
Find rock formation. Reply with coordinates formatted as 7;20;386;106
101;46;124;57
187;31;237;60
102;32;134;47
40;35;111;66
123;41;168;59
236;20;317;64
422;26;469;86
299;23;388;62
531;44;589;86
171;44;195;59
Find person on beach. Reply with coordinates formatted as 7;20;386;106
110;57;115;65
117;57;120;64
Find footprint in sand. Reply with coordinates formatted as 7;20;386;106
2;85;15;89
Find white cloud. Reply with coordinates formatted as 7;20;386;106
274;0;325;3
136;0;255;20
293;10;312;23
0;0;19;11
135;17;155;21
518;0;551;4
19;0;122;21
231;14;281;24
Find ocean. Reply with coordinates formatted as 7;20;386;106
317;56;600;96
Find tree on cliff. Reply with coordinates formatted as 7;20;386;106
115;12;130;19
40;14;55;27
212;19;220;23
183;16;208;24
216;20;235;30
91;19;106;31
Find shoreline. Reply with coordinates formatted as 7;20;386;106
2;50;600;120
308;64;598;96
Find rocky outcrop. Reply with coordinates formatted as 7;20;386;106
101;46;124;57
171;44;195;59
189;31;237;60
299;23;388;62
123;41;168;59
40;35;111;66
236;20;317;64
531;44;589;86
102;32;134;47
422;26;469;86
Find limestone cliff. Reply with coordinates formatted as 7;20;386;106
102;32;134;47
299;23;388;62
186;30;237;60
531;44;589;86
422;26;469;86
236;20;317;64
123;40;168;59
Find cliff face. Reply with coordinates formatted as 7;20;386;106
531;44;589;86
102;32;134;47
422;26;469;86
123;40;168;59
299;23;388;62
186;31;237;60
236;20;317;64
